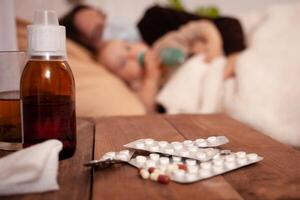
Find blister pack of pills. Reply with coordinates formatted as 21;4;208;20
123;137;228;162
129;151;263;184
100;150;135;161
85;149;135;168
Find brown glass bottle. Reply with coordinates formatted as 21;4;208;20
20;58;76;160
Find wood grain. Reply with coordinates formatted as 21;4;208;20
2;114;300;200
163;114;300;200
93;115;243;200
0;118;94;200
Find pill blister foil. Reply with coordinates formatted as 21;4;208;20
129;152;263;184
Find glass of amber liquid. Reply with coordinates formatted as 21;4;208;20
0;51;26;150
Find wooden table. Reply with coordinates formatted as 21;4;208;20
0;118;94;200
1;115;300;200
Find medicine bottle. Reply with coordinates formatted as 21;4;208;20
20;10;76;159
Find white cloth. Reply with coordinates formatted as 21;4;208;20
0;140;63;196
157;55;226;114
224;3;300;147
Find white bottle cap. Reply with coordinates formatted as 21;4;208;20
27;10;66;57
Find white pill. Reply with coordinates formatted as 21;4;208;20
157;165;167;173
183;140;193;146
196;152;207;161
207;136;217;143
164;148;175;154
159;157;170;165
199;169;211;177
104;152;116;158
146;160;156;168
119;150;130;156
187;165;199;174
206;149;217;157
158;141;168;148
213;165;223;173
150;172;160;181
200;162;212;169
116;153;128;161
135;142;145;149
173;143;183;151
180;150;189;157
140;169;150;179
195;138;205;143
213;158;223;166
171;141;181;146
150;153;160;161
225;155;236;162
186;159;197;166
172;156;182;162
213;154;221;160
145;138;154;145
237;158;247;165
195;139;207;147
167;164;178;173
247;153;258;161
188;146;198;152
225;161;235;169
185;173;197;182
136;155;147;165
236;151;246;158
149;145;159;152
173;169;185;179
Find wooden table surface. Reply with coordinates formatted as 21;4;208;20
0;118;94;200
1;115;300;200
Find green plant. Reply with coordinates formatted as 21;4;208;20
167;0;185;11
195;6;220;18
167;0;220;18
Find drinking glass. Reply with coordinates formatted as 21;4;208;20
0;51;26;150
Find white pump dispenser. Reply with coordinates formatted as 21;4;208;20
27;10;66;58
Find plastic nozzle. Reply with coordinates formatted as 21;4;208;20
33;10;59;25
27;10;66;57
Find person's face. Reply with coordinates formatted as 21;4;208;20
74;8;106;46
98;40;149;83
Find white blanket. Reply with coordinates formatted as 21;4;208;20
224;3;300;147
157;55;226;114
157;2;300;147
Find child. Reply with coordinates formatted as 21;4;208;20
95;20;230;112
61;5;243;112
96;40;161;112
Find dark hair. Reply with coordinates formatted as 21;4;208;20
138;5;246;55
59;4;97;53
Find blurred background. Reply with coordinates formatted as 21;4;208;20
14;0;300;23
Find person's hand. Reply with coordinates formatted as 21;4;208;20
153;20;223;63
152;31;189;57
134;50;161;113
180;20;223;62
223;53;239;80
143;50;161;82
